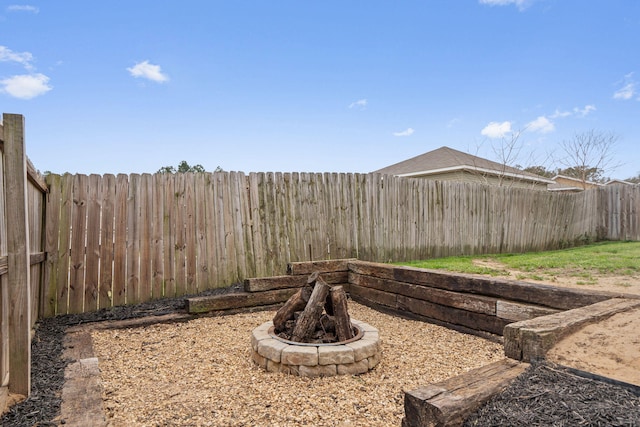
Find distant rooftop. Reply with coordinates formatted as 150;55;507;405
372;146;554;184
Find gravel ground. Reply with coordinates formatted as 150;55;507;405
91;302;504;427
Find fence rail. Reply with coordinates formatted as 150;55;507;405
42;171;640;317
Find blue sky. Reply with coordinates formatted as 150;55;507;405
1;1;639;179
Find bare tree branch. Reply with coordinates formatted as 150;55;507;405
557;129;622;186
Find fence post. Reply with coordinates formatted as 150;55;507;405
4;113;31;396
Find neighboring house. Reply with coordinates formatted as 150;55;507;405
548;176;636;192
547;175;603;192
372;146;554;190
604;179;636;187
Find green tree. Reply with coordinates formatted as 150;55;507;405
157;160;220;174
556;166;606;183
522;165;554;178
626;173;640;184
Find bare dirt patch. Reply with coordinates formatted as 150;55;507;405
472;259;640;388
547;306;640;387
91;302;504;427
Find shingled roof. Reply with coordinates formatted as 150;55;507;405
372;146;554;184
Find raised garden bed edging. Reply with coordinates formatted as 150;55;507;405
186;258;635;339
186;258;353;314
345;260;630;337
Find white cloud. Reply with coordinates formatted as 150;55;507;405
0;45;51;99
393;128;414;137
550;109;572;119
447;118;461;128
574;104;596;116
526;116;555;133
550;104;596;119
0;45;34;70
349;99;367;109
7;5;39;13
0;73;52;99
613;73;636;100
613;83;635;100
127;60;169;83
481;121;512;138
478;0;533;11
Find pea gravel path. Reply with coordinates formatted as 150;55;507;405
91;302;504;427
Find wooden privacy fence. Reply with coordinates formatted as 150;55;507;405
0;114;48;405
42;171;640;317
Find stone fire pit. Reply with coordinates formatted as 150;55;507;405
250;272;382;377
251;318;381;377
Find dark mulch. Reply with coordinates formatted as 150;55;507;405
464;361;640;427
3;283;639;427
1;284;242;427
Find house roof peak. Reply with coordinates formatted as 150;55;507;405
372;146;553;184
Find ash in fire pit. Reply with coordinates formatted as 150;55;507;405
251;272;382;377
273;272;356;344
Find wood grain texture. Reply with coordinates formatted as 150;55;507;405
84;174;101;312
403;359;529;427
98;174;116;309
3;113;31;395
68;174;87;314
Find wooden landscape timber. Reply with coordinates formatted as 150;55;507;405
348;260;618;311
244;271;348;292
186;288;298;314
345;260;612;337
188;258;636;342
397;295;509;336
347;283;398;309
504;297;640;362
349;272;498;315
402;359;529;427
286;258;355;275
496;300;559;322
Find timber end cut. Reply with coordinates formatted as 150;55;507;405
402;358;529;427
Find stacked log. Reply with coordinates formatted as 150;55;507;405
273;272;355;344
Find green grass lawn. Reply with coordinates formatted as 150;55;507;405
397;241;640;282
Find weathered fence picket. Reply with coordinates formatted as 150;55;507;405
1;114;48;402
99;174;116;310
